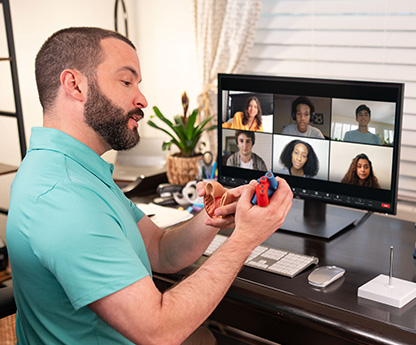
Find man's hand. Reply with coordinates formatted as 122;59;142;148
196;181;246;228
231;177;293;249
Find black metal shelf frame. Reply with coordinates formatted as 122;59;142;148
0;0;26;215
1;0;26;160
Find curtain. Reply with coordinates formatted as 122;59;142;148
193;0;262;153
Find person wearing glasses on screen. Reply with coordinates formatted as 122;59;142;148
341;153;381;188
282;96;325;139
229;96;264;132
343;104;381;145
278;139;319;178
226;130;268;171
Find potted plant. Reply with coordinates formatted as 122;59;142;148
147;92;216;185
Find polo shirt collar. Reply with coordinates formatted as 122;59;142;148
29;127;115;186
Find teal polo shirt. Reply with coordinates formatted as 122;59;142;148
7;127;150;344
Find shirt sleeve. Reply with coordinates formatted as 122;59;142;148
127;196;145;222
281;124;292;135
312;126;325;139
29;182;150;310
344;131;352;141
226;155;233;166
231;112;243;129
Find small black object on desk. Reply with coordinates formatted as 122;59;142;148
115;169;168;198
0;285;15;319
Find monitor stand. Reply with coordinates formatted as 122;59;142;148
280;199;360;239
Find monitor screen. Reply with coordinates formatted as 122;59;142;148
217;73;404;238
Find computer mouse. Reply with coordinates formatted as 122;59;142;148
308;266;345;288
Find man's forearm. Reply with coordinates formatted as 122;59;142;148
91;178;292;345
156;211;220;273
157;233;254;343
90;231;254;345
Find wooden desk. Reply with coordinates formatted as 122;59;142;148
153;200;416;345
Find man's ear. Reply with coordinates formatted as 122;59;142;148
60;69;87;102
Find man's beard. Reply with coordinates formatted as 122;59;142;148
84;80;142;151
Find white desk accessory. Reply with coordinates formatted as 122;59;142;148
358;246;416;308
308;266;345;288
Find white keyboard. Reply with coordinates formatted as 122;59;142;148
204;234;319;278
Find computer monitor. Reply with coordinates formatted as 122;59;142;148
217;73;404;239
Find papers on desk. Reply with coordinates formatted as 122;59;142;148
135;203;193;228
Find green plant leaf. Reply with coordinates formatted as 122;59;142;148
185;109;198;140
152;106;174;128
148;99;216;157
147;120;183;151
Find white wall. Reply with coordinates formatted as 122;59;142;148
0;0;199;241
0;0;199;167
136;1;200;138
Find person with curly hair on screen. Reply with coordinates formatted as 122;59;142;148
278;139;319;178
230;96;264;132
341;153;381;188
282;96;324;139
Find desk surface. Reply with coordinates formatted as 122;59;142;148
153;199;416;345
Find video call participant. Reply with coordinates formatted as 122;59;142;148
343;104;381;145
282;96;325;139
6;27;294;345
230;96;264;132
278;139;319;178
341;153;381;188
226;130;268;171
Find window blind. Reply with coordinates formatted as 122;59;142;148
244;0;416;202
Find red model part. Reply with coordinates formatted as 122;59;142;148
256;183;269;207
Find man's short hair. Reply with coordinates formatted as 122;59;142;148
291;96;315;120
35;27;136;111
355;104;371;117
235;130;255;145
